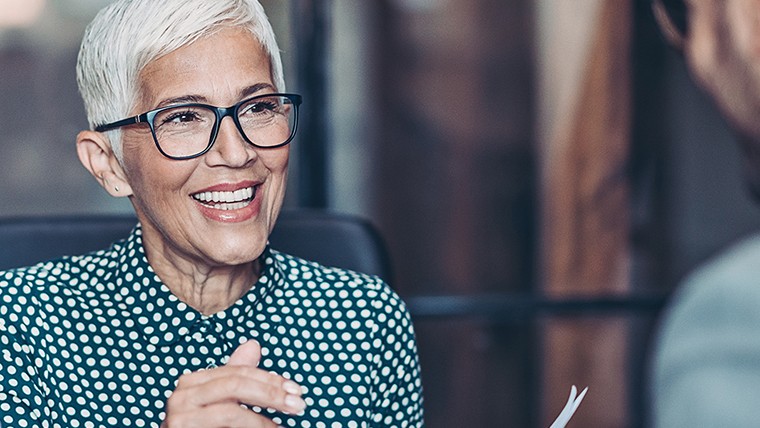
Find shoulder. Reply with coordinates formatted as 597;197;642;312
0;249;117;322
271;249;395;293
666;234;760;324
654;233;760;377
653;234;760;426
270;249;409;317
0;248;115;288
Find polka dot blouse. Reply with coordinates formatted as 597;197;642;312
0;225;424;427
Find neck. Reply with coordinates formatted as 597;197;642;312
142;238;261;316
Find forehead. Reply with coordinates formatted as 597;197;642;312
137;28;271;107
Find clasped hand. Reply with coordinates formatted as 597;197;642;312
161;340;306;427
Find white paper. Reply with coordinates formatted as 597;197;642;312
549;385;588;428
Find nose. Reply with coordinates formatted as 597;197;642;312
204;116;257;167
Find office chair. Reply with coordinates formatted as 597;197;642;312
0;210;392;281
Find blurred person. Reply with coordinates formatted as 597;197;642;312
0;0;424;426
651;0;760;426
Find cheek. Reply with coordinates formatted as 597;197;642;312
262;148;289;208
262;146;290;178
122;133;155;172
122;135;196;199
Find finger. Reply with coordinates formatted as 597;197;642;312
228;339;262;367
176;364;296;392
162;402;280;428
226;341;302;396
170;370;306;415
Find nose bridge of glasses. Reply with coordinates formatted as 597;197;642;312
214;105;247;140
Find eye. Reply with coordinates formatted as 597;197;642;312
241;99;279;116
161;109;204;125
153;106;212;132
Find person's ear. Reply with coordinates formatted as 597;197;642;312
653;0;685;50
76;130;133;197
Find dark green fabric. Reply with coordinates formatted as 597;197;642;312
0;225;423;427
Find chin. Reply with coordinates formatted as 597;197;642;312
207;246;265;267
213;235;268;265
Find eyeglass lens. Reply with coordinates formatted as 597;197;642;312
152;95;296;158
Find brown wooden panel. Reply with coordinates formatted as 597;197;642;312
539;1;633;426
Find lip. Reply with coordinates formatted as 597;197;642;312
191;180;263;223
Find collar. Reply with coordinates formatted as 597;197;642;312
109;225;284;347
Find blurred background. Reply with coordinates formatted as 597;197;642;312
2;0;760;426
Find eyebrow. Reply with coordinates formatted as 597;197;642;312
154;83;277;108
239;83;276;99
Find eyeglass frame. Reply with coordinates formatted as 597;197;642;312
94;92;303;160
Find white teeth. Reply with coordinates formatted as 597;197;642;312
192;186;255;209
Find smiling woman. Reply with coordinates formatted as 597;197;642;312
0;1;424;426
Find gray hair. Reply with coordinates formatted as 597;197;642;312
76;0;285;160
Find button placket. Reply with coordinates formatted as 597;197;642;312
193;317;235;368
198;318;213;334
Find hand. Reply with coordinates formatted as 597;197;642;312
161;340;306;427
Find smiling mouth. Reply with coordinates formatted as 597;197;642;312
191;186;256;210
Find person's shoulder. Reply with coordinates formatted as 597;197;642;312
656;233;760;353
676;233;760;305
271;249;388;288
0;260;59;295
0;262;61;333
653;234;760;425
270;249;402;305
0;248;116;302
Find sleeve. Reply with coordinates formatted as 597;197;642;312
651;257;760;428
0;320;45;428
369;283;424;427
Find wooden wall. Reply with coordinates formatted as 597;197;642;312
537;1;633;426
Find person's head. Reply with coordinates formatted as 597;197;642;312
77;0;286;161
75;0;299;270
654;0;760;198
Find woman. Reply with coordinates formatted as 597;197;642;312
0;0;424;426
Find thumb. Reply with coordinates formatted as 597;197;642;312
228;339;262;367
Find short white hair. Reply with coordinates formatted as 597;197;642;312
76;0;285;160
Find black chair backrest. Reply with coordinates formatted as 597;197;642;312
0;210;392;281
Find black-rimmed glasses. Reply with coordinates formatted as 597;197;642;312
95;93;302;160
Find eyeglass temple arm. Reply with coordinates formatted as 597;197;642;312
94;115;144;132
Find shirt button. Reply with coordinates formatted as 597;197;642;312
199;319;212;334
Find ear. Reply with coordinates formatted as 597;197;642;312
76;130;134;197
653;0;685;50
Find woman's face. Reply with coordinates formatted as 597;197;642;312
120;27;289;268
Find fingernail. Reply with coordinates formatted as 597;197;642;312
283;380;301;395
285;394;306;412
